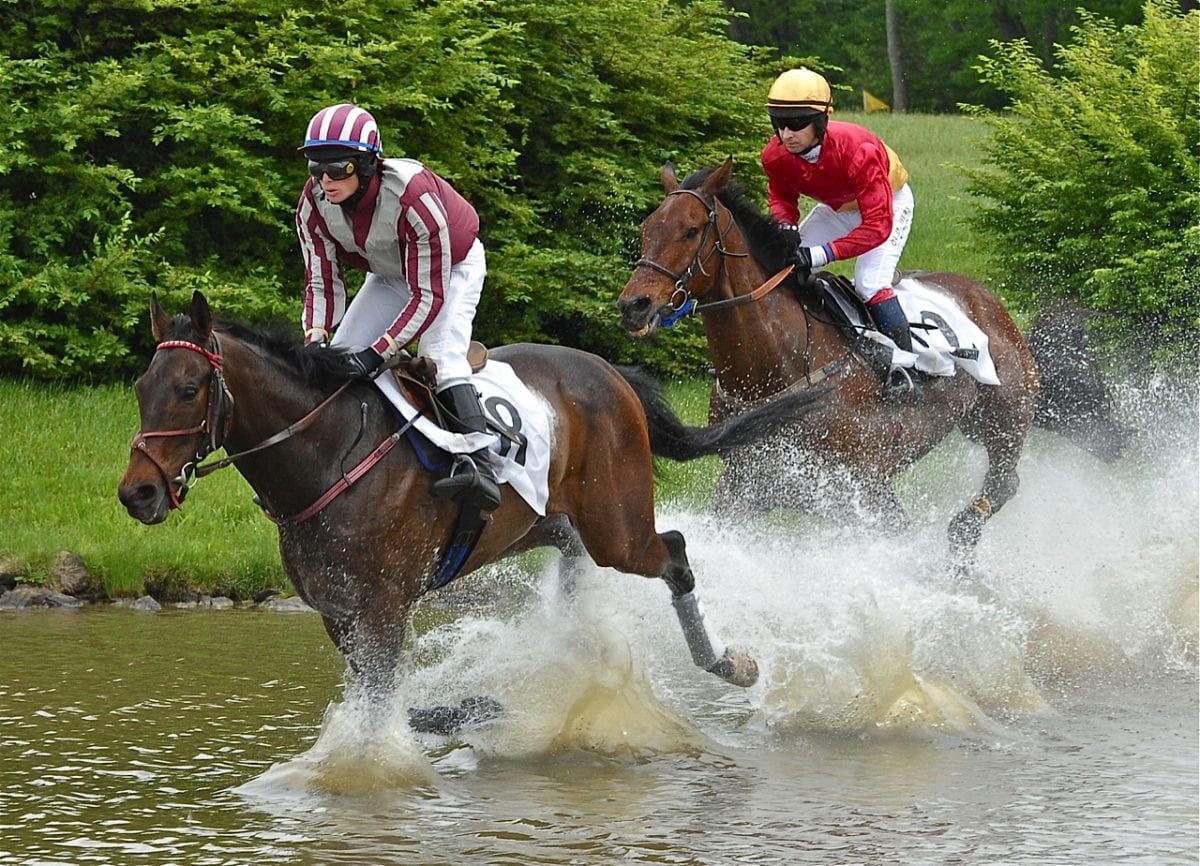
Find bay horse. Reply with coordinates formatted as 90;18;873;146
118;291;827;719
617;158;1042;561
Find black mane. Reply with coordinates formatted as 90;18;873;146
680;166;813;295
169;313;352;387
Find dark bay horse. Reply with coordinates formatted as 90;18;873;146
617;159;1043;559
118;292;827;715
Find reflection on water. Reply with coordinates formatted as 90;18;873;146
1;399;1197;865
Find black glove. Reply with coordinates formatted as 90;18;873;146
341;346;384;380
786;244;814;270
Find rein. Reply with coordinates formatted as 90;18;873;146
131;337;376;521
633;189;791;326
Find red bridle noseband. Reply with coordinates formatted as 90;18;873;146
129;338;234;511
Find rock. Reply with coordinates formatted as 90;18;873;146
0;585;84;610
49;551;106;602
257;596;315;613
130;595;162;612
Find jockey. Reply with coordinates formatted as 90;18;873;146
760;68;918;398
296;102;501;510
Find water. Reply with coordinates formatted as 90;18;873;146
1;402;1196;865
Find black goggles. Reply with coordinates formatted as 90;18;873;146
772;114;821;132
307;157;358;181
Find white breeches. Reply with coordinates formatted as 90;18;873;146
798;184;914;302
331;239;486;388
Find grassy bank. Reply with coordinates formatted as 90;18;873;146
0;380;283;597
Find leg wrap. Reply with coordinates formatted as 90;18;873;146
671;591;721;671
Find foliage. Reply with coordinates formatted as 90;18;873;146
0;0;778;382
723;0;1144;112
963;0;1199;361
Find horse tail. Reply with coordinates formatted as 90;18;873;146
1025;301;1129;462
615;365;824;461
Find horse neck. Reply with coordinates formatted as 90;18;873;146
701;228;843;401
217;334;397;512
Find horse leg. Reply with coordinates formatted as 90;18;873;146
577;507;758;687
950;412;1028;571
659;530;760;687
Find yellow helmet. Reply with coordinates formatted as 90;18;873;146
766;68;834;116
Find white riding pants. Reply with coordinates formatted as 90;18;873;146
330;238;486;389
798;184;914;302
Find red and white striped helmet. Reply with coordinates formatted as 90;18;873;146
300;103;382;155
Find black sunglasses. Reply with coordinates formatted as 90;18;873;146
772;114;820;132
307;157;358;181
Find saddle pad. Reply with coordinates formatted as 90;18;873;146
824;277;1001;385
373;362;553;515
896;278;1000;385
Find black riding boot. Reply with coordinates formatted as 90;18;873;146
431;383;502;511
869;294;919;401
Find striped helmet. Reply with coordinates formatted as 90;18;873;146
300;103;383;155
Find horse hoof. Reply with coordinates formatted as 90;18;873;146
708;648;759;688
408;695;503;735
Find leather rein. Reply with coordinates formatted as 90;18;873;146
129;337;400;523
633;188;794;325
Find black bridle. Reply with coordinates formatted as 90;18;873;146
632;188;749;325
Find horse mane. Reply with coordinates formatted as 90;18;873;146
167;313;349;387
679;166;817;299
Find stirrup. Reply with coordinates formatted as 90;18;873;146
882;366;919;403
433;454;502;511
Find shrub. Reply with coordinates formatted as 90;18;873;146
963;0;1199;364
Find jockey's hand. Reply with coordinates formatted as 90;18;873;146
786;243;832;272
341;346;385;380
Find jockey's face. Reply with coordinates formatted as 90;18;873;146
317;171;360;204
776;120;821;154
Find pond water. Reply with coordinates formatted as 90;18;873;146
2;417;1196;865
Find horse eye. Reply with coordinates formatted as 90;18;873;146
685;227;700;240
180;384;200;401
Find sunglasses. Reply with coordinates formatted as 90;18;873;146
772;114;820;132
307;157;358;181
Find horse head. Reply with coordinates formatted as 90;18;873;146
618;157;738;338
118;291;234;524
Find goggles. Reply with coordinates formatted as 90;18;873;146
772;114;821;133
307;157;358;181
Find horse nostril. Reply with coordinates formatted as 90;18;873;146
620;296;650;316
119;483;157;508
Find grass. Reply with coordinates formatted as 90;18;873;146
0;380;285;597
0;114;1000;597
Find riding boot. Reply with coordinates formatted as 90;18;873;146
868;293;919;402
431;383;502;511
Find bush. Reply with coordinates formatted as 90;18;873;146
963;0;1199;364
0;0;777;381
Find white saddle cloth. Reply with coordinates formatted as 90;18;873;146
826;276;1001;385
373;361;554;515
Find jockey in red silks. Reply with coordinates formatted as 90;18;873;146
296;102;500;510
760;68;918;398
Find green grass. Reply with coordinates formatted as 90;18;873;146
0;380;285;597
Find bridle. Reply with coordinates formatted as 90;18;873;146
632;188;791;326
129;336;353;513
129;338;235;510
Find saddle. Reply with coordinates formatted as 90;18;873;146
803;271;899;381
384;341;489;414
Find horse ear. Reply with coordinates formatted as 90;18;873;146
150;292;172;343
661;161;679;193
189;291;213;340
699;156;734;198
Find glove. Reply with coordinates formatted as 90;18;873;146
341;346;384;380
786;243;832;271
